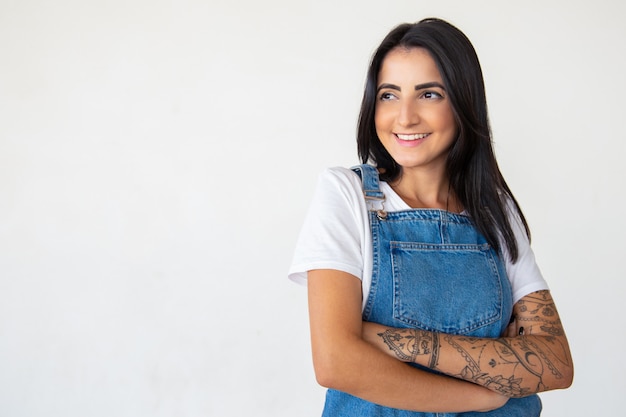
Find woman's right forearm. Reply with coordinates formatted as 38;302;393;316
314;339;508;412
308;269;508;412
313;335;507;413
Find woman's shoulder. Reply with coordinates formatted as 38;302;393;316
315;166;364;194
307;166;373;219
319;166;360;181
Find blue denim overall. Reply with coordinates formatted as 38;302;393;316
321;165;541;417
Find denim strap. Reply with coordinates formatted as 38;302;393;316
351;164;384;200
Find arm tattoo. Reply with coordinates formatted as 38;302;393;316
444;335;545;396
440;291;570;397
429;333;440;369
374;291;571;397
377;329;439;364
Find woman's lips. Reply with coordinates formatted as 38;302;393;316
396;133;430;140
395;133;430;146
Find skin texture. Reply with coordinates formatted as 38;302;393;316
362;290;574;398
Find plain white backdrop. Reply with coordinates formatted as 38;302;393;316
1;0;624;416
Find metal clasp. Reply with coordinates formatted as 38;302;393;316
364;190;387;221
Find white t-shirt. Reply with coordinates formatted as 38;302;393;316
288;167;548;311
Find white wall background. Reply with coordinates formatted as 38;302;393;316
1;0;624;416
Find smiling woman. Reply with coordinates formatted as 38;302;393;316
374;47;457;208
289;17;573;416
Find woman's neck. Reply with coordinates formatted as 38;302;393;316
389;169;461;212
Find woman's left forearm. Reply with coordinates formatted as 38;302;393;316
363;291;574;398
367;326;572;397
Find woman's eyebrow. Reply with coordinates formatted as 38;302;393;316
376;81;446;92
377;83;400;92
414;82;445;91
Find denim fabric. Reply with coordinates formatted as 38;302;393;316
321;165;541;417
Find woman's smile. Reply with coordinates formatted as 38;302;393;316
396;133;430;141
394;132;430;148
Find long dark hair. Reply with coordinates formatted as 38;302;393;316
357;18;530;261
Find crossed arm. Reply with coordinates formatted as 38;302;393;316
308;269;509;413
362;290;574;398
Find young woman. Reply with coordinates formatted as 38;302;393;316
289;18;573;416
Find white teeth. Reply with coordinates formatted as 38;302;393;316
397;133;429;140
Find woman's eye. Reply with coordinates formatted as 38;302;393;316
379;92;396;101
422;91;443;100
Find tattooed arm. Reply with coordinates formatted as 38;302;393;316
362;290;574;398
308;269;509;412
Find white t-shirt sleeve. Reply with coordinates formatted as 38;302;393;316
288;167;369;285
501;206;549;303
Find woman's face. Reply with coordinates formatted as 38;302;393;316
375;47;457;176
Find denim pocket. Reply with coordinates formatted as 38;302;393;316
391;241;504;336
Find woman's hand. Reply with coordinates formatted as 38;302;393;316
475;390;509;412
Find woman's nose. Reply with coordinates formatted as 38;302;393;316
397;100;420;126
